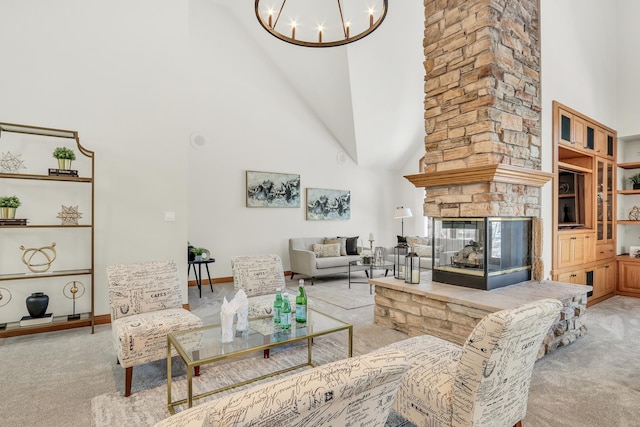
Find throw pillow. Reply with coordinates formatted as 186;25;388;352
313;243;341;258
407;236;429;248
413;244;432;257
344;236;359;255
324;237;347;256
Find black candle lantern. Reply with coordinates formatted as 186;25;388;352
405;249;421;284
394;245;408;279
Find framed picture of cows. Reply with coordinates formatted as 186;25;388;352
306;188;350;220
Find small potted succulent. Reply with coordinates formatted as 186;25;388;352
0;195;21;219
630;173;640;190
53;146;76;170
191;247;205;261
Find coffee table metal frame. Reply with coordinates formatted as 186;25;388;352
166;308;353;414
348;260;393;294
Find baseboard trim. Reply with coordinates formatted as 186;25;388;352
188;271;292;287
188;276;232;287
94;314;112;325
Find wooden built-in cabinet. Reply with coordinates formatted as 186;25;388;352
557;232;593;268
615;136;640;297
558;106;588;151
616;256;640;297
552;101;617;306
592;260;616;300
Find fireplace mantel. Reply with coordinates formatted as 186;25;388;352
404;164;553;189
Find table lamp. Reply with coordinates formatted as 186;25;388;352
394;206;412;236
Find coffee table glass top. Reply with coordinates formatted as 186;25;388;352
170;308;350;363
349;260;394;269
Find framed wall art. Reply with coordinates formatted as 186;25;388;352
246;171;300;208
306;188;350;221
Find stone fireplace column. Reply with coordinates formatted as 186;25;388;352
406;0;551;279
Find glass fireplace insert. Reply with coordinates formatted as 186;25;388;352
432;217;532;290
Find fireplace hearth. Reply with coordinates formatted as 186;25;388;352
432;217;532;291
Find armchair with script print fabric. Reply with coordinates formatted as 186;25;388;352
106;260;203;397
231;254;297;318
153;348;409;427
383;298;562;427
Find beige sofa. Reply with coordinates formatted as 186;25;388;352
289;237;362;284
153;348;409;427
385;236;433;270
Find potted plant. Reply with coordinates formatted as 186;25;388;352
0;195;21;219
191;247;205;261
630;173;640;190
53;146;76;170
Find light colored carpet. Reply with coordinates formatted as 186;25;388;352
523;295;640;426
287;273;376;310
2;279;640;427
91;339;351;426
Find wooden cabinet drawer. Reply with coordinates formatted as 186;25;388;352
595;244;615;260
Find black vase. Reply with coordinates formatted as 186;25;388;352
26;292;49;318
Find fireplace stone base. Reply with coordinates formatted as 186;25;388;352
371;273;590;358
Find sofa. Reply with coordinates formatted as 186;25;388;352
289;236;362;284
385;236;433;270
385;236;469;270
153;348;409;427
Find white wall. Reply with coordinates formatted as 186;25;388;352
187;0;404;277
617;0;640;138
540;0;619;278
2;0;637;323
0;0;189;320
616;0;640;255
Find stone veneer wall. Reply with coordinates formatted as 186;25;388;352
421;0;542;218
374;285;588;358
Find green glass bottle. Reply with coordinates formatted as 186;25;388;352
295;279;307;323
280;292;292;329
273;287;283;324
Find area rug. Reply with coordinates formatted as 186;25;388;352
285;274;376;310
91;338;412;426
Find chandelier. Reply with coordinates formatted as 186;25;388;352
255;0;388;48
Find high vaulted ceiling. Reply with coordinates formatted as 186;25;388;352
209;0;425;169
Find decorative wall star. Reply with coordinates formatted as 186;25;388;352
0;151;26;173
57;205;83;225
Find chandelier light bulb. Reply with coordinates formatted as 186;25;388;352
368;7;375;27
267;8;275;27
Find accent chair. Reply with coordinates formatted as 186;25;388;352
106;260;203;397
382;298;563;427
153;348;409;427
231;254;293;318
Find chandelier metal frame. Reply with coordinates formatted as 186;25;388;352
255;0;389;48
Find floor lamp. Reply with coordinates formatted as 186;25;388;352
394;206;412;236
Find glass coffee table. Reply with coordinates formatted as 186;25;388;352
348;260;393;294
166;308;352;414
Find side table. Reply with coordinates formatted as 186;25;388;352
188;258;215;298
348;260;392;294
